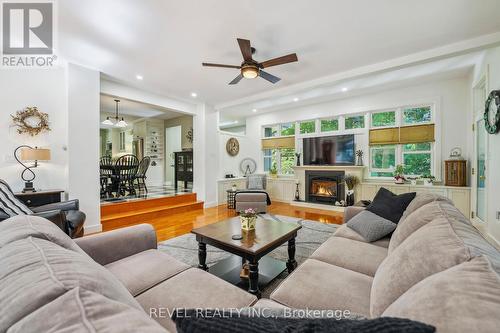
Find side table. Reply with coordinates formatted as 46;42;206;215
226;189;238;209
15;190;64;208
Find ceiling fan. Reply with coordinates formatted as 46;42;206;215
202;38;298;85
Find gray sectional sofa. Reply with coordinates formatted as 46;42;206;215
1;193;499;332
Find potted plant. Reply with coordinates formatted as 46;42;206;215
343;175;359;206
231;183;237;191
407;176;419;186
421;174;435;186
269;164;278;178
240;208;258;231
393;164;406;184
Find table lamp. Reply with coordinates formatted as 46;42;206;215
14;145;51;192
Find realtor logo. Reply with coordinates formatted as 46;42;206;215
2;1;56;67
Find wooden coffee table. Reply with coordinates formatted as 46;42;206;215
191;216;302;297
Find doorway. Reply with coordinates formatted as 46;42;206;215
472;72;488;223
165;125;182;186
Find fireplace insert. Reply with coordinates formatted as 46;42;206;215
305;170;345;204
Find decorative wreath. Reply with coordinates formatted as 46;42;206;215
484;90;500;134
186;127;193;143
11;106;51;136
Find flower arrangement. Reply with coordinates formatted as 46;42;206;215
421;174;435;186
240;208;258;230
344;175;359;190
393;164;406;184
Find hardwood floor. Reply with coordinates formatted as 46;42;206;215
102;201;344;242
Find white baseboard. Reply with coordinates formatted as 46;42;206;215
84;223;102;235
204;201;218;208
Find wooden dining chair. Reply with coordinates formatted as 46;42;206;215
135;156;151;194
113;154;139;197
99;156;113;198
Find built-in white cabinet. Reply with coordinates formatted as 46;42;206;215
359;182;471;218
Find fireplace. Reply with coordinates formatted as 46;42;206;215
305;170;345;204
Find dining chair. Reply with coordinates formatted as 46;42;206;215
135;156;151;194
99;156;113;198
113;154;139;197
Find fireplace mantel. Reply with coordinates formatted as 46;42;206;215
292;165;366;203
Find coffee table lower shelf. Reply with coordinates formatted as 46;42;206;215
208;255;286;290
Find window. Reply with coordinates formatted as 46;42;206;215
320;118;339;132
264;125;279;138
263;148;295;175
280;123;295;136
345;115;365;129
119;132;126;151
370;145;396;177
402;143;432;176
402;106;431;125
371;111;396;127
299;120;315;134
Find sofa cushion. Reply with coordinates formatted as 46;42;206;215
398;192;452;224
8;287;167;333
333;225;391;248
137;268;257;332
0;215;85;255
0;237;141;331
271;259;373;317
346;210;397;242
106;249;190;296
382;256;500;333
0;180;32;217
310;236;388;276
370;217;474;317
366;187;416;223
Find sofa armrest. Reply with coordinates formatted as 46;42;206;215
74;224;157;266
344;206;365;223
31;210;66;232
31;199;79;213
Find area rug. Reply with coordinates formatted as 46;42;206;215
158;214;337;298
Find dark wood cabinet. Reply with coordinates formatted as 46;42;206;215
15;190;64;207
174;151;193;190
445;160;467;187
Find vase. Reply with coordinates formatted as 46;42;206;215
356;156;363;166
394;178;405;184
346;193;355;206
240;216;257;231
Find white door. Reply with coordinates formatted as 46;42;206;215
471;74;488;223
165;126;182;186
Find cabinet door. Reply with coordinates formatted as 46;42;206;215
414;187;447;196
449;189;470;218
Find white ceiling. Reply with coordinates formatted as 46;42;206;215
100;94;182;120
58;0;500;106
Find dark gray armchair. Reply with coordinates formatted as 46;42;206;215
0;180;85;238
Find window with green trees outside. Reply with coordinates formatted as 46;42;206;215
264;126;279;137
345;115;365;129
300;120;316;134
280;123;295;136
371;111;396;127
370;145;396;177
402;143;432;176
320;118;339;132
403;106;432;124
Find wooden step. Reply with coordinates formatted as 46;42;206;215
101;200;204;230
101;193;197;217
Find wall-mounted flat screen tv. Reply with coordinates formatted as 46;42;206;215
303;135;355;165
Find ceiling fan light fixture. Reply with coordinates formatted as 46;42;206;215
241;65;259;79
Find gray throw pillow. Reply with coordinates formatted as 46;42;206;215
346;210;397;242
247;176;264;190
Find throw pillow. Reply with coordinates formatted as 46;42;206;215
366;187;416;223
247;175;264;190
346;210;397;242
0;180;32;217
173;309;435;333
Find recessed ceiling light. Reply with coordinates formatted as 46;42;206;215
293;98;299;102
191;92;197;98
252;109;257;113
342;87;348;92
136;75;143;80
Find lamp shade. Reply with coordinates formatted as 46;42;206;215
20;148;51;161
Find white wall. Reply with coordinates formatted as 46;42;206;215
218;132;253;179
474;46;500;244
67;64;101;232
0;68;68;191
236;77;470;181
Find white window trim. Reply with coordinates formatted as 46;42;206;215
262;148;295;176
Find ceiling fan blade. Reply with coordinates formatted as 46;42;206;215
202;63;241;69
237;38;253;62
260;53;298;68
259;70;281;84
229;74;244;85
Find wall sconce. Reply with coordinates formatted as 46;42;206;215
14;145;51;192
